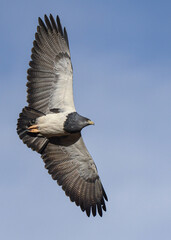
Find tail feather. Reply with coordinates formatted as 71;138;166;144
17;107;48;153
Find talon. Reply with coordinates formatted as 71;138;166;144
28;124;38;129
29;129;39;133
28;124;39;133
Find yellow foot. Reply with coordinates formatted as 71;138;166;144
28;125;39;133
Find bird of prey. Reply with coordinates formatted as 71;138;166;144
17;14;108;217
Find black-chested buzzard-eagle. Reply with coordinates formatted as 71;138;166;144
17;14;108;217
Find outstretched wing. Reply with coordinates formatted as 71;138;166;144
41;133;108;217
27;15;75;114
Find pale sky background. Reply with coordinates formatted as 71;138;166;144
1;0;171;239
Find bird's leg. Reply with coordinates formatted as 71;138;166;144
28;125;39;133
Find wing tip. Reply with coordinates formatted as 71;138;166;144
37;14;69;48
38;17;47;32
102;185;108;201
82;203;105;217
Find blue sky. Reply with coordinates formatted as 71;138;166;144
1;0;171;239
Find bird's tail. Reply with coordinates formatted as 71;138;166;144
17;107;48;153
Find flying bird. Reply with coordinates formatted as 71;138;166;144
17;14;108;217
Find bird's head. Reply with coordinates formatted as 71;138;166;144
64;112;94;133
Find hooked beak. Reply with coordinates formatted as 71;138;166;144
87;120;95;125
